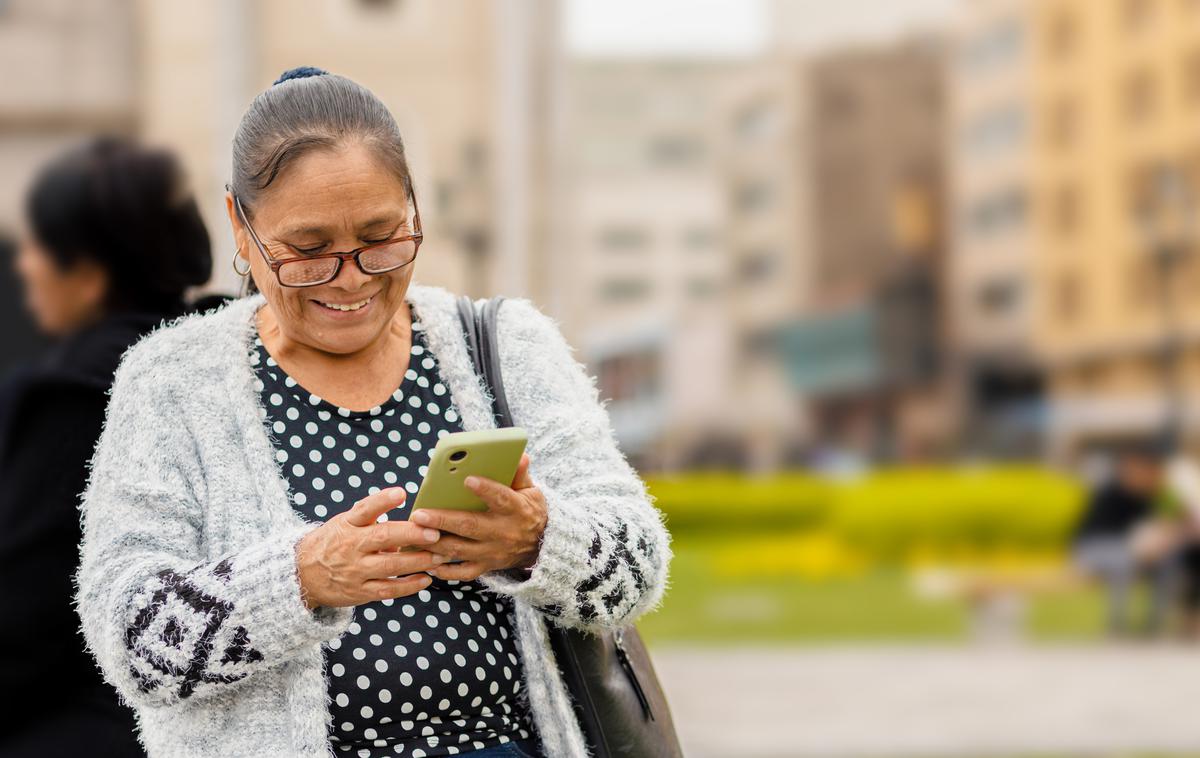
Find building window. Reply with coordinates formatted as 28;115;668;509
1051;184;1082;236
598;226;649;252
1048;95;1078;148
1185;49;1200;105
1124;0;1154;30
737;251;777;284
977;279;1022;316
597;349;660;404
686;278;720;299
357;0;402;11
734;100;779;142
1047;10;1077;59
960;17;1025;72
963;105;1026;154
968;186;1027;236
1056;272;1081;322
733;181;774;213
682;227;717;251
1124;68;1157;124
598;278;651;303
647;135;702;167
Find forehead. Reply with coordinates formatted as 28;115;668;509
251;142;409;231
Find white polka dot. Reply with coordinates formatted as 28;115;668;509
357;675;371;690
269;393;283;406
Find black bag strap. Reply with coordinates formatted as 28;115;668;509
456;295;514;428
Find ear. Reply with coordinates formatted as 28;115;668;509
225;191;249;265
74;257;110;314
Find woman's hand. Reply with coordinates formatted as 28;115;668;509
295;487;447;609
411;453;548;581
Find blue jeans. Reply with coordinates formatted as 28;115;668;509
458;737;543;758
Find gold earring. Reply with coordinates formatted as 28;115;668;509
232;247;251;277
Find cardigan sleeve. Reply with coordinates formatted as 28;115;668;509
73;345;353;710
477;297;673;634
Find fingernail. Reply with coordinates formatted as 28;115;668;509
391;487;406;502
423;528;440;542
411;510;431;525
464;476;479;489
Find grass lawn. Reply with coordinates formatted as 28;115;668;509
638;535;1110;646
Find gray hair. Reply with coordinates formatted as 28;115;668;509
230;69;415;294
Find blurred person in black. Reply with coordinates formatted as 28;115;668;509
0;137;228;757
1070;441;1179;638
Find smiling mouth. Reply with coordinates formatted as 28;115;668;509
315;295;375;312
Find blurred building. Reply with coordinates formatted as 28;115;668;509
948;0;1045;458
718;58;810;470
1029;0;1200;458
779;38;949;462
553;61;743;471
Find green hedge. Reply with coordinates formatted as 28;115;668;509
827;467;1085;559
644;472;832;535
646;467;1086;558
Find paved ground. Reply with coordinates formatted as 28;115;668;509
652;644;1200;757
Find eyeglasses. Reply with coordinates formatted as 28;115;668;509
233;193;423;288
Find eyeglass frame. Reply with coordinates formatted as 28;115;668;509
232;191;423;288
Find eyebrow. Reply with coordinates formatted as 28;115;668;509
279;215;406;239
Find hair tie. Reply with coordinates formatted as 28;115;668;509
273;66;329;86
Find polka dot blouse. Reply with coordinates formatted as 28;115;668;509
250;315;536;757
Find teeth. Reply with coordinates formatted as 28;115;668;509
318;296;373;312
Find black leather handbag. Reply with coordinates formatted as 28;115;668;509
456;294;684;758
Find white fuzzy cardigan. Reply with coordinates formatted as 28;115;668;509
72;284;672;758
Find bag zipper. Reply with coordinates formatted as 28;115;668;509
613;629;654;721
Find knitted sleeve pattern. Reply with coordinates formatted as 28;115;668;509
477;298;673;634
74;341;353;710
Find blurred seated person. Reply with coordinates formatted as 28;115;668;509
1070;441;1180;638
0;136;224;757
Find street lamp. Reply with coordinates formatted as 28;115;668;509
1135;163;1198;453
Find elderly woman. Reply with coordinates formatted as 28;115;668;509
74;67;671;758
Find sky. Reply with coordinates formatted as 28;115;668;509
564;0;961;58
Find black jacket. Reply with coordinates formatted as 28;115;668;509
0;294;232;758
1072;480;1153;543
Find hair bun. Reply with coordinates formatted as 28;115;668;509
273;66;329;86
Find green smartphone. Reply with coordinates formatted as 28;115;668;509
410;427;529;514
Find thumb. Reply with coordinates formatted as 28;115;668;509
345;486;407;527
511;453;534;490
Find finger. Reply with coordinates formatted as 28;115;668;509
361;572;433;601
360;520;442;553
424;534;488;563
410;508;487;539
511;453;534;490
360;549;447;579
462;475;519;512
344;487;407;528
429;561;486;582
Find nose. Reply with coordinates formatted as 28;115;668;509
328;254;376;290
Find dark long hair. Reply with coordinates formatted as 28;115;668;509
25;136;212;314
